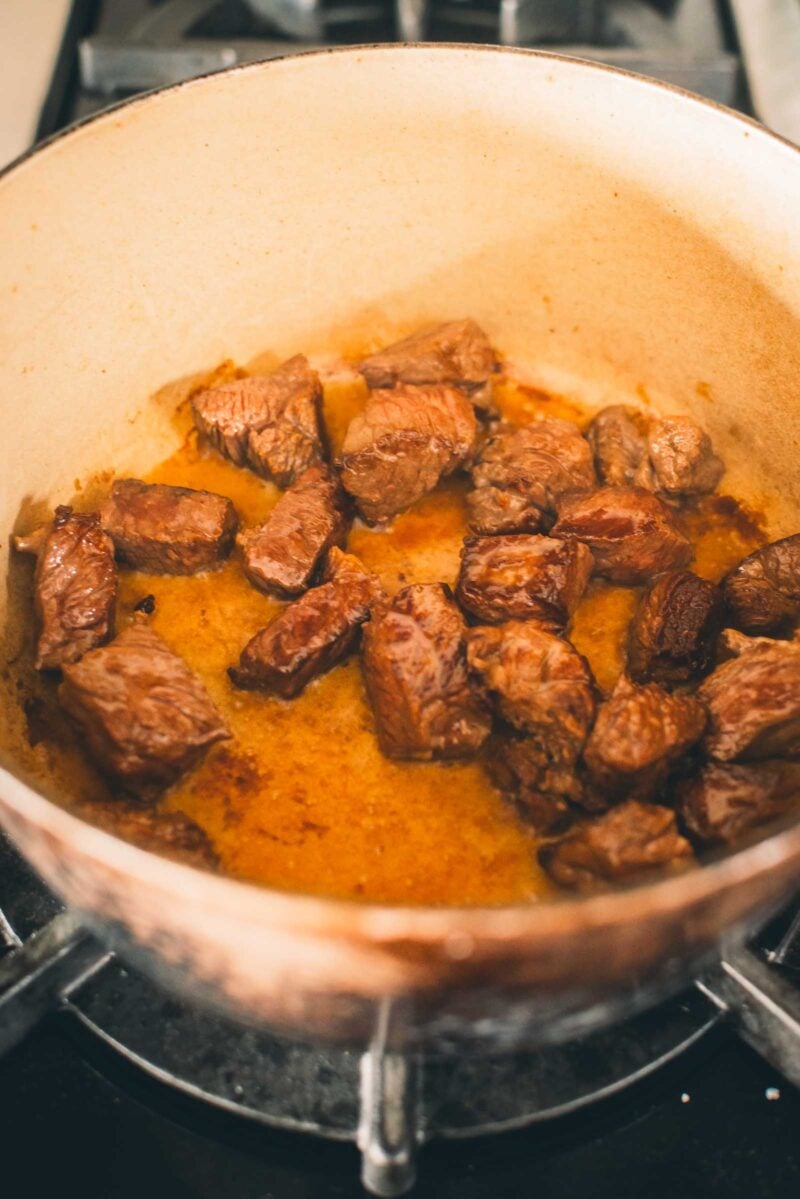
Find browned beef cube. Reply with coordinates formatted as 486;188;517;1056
552;486;692;585
237;464;350;597
230;549;382;697
539;801;693;890
470;418;596;519
192;355;326;486
59;623;230;797
359;319;496;393
101;479;238;575
700;630;800;762
628;570;723;685
456;535;593;629
14;506;117;671
486;736;572;833
678;760;800;846
79;800;218;869
465;485;545;535
646;416;724;497
361;583;491;760
583;674;707;801
723;534;800;636
586;405;654;489
338;384;477;524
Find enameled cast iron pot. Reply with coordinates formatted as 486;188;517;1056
1;46;800;1052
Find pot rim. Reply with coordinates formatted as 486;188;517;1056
3;42;800;942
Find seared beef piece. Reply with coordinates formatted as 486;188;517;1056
59;623;230;797
646;416;724;497
101;479;238;575
700;630;800;762
237;464;350;597
456;535;593;629
338;383;477;524
628;570;723;685
361;583;491;760
466;485;545;536
486;736;572;833
359;319;496;395
192;355;326;485
587;405;654;489
583;674;707;801
723;534;800;636
79;800;218;869
552;486;692;585
14;506;117;671
470;418;596;519
678;760;800;846
540;800;693;890
230;548;382;697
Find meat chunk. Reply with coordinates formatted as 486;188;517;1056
628;570;723;685
723;534;800;637
192;355;326;486
79;800;218;869
468;622;596;818
539;801;693;890
587;405;723;497
456;535;593;629
359;319;496;394
678;760;800;846
700;630;800;762
361;583;490;760
465;485;545;536
338;384;477;524
101;479;238;575
237;464;350;597
646;416;724;497
486;736;572;832
230;549;382;697
583;674;706;801
586;405;654;489
59;623;230;797
14;506;117;670
552;486;692;585
470;418;596;525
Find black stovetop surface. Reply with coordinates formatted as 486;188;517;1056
1;1007;798;1198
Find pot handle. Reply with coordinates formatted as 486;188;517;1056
0;911;110;1055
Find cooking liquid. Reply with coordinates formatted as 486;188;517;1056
96;373;764;905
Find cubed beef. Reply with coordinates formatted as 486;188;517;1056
646;416;724;497
583;674;707;801
700;630;800;762
552;486;692;585
359;319;496;394
59;623;230;797
586;405;654;489
465;485;545;535
455;535;593;629
100;479;238;575
230;548;382;697
237;464;350;597
361;582;490;760
338;384;477;524
678;760;800;846
628;570;723;685
470;418;596;522
14;506;117;671
723;534;800;637
539;800;693;890
79;800;218;869
192;355;326;485
485;736;572;833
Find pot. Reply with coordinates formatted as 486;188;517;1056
1;45;800;1052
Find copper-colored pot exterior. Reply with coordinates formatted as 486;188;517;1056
1;47;800;1049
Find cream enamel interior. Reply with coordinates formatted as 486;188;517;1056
1;47;800;1043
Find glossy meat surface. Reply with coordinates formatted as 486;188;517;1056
359;319;496;391
101;479;238;574
628;570;722;685
678;760;800;845
456;534;593;628
700;630;800;762
724;534;800;636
